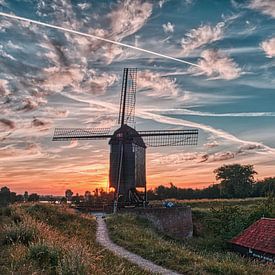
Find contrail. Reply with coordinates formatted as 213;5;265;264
0;12;200;68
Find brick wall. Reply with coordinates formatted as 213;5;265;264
122;206;193;239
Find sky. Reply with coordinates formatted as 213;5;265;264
0;0;275;195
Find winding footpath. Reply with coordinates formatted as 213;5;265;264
95;214;180;275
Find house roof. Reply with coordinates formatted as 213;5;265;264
230;218;275;255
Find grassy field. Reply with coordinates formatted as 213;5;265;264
0;204;149;275
150;197;266;210
107;197;275;275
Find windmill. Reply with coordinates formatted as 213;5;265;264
53;68;198;211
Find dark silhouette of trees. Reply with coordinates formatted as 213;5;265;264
60;197;67;204
28;193;39;202
147;165;274;200
65;189;73;201
24;191;29;202
214;164;257;198
0;186;16;206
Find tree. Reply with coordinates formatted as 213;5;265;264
60;197;67;204
65;189;73;201
28;193;40;202
72;193;80;204
0;186;11;206
24;191;29;202
214;164;257;198
84;191;92;202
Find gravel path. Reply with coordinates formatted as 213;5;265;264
95;214;180;275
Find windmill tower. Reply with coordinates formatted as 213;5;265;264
53;68;198;210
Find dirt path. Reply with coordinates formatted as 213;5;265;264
95;214;180;275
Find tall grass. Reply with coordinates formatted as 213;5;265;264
4;204;149;275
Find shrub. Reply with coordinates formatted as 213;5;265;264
0;206;11;216
28;242;60;270
2;222;37;245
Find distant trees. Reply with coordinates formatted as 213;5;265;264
147;164;274;200
214;164;257;198
24;191;29;202
84;191;92;202
65;189;73;201
0;187;16;206
28;193;40;202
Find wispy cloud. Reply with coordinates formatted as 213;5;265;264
137;110;275;154
181;22;224;56
0;143;43;161
188;49;241;80
0;118;15;129
261;37;275;58
162;22;174;33
0;79;9;96
109;0;152;39
138;70;179;97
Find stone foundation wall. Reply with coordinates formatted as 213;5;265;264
122;206;193;239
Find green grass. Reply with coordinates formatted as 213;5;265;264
151;197;266;210
106;198;275;275
0;204;150;275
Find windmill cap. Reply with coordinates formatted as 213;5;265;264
109;124;146;148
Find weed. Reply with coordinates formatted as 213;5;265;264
58;247;89;275
2;222;37;245
28;242;60;270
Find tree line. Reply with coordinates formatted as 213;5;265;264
1;164;274;205
0;187;39;206
147;164;275;200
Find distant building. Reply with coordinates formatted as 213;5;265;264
230;218;275;263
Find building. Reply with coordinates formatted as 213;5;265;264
230;218;275;263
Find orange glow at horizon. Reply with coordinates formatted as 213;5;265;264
2;163;274;196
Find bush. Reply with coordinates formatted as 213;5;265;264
0;206;11;216
2;222;37;245
28;243;60;270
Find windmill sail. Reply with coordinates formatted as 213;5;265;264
139;129;198;147
53;128;112;141
118;68;137;126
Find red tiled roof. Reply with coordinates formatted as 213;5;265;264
230;218;275;255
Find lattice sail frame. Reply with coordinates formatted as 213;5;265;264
53;128;112;141
118;68;137;125
138;129;198;147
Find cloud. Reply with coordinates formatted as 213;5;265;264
0;18;12;32
249;0;275;18
0;79;9;96
0;45;16;60
261;37;275;58
181;22;224;56
0;143;43;161
162;22;174;33
77;3;91;10
204;140;219;148
138;70;179;97
237;144;266;154
42;66;84;91
109;0;153;39
137;109;275;155
0;118;15;129
61;140;78;149
31;117;51;130
204;151;235;162
17;97;47;112
188;49;241;80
